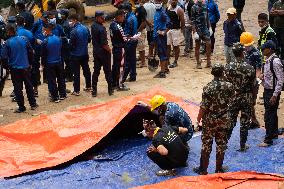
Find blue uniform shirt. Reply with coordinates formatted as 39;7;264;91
31;19;46;41
70;23;91;57
153;7;170;38
223;19;243;47
17;26;35;47
41;34;62;64
1;35;31;69
206;0;220;24
164;102;193;141
52;24;66;38
91;21;108;54
124;12;138;37
245;46;262;71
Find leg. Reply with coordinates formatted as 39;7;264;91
184;26;190;54
102;52;113;95
155;35;168;78
112;48;122;88
195;39;201;68
147;151;175;170
70;57;81;93
10;69;25;110
210;23;216;53
47;64;59;100
147;31;154;58
215;127;229;172
56;64;67;98
129;42;138;81
228;98;240;141
205;39;212;66
122;43;131;82
91;55;102;97
80;55;92;89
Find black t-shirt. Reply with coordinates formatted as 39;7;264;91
152;126;188;164
135;6;147;28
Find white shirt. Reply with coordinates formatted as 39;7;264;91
143;2;156;31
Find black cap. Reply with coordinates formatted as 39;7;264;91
95;11;105;17
261;40;276;50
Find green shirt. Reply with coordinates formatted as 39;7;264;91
273;1;284;28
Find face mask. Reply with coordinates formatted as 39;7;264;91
135;4;140;8
155;3;162;9
48;18;56;25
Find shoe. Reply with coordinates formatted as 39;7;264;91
196;64;202;69
59;96;67;100
165;69;170;74
31;104;39;110
92;87;97;97
50;98;60;103
125;78;136;82
258;142;272;147
11;97;17;102
71;91;80;96
34;91;39;98
215;166;229;173
193;167;207;175
66;89;71;93
118;84;130;91
156;169;176;176
10;91;15;97
169;61;178;68
237;144;249;152
83;87;92;92
108;86;114;96
153;72;166;78
14;107;26;113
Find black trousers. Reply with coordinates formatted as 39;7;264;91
122;41;137;82
62;51;73;81
274;28;284;60
210;23;216;53
92;51;112;88
264;89;280;144
10;68;36;109
147;151;187;170
70;55;91;92
112;47;123;88
46;63;66;100
32;46;41;87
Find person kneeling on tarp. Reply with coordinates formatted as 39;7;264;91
143;119;189;176
138;95;193;146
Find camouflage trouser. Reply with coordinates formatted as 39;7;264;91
228;93;253;147
201;117;229;157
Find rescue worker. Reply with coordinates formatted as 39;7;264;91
166;0;185;68
206;0;220;53
15;1;34;30
240;32;262;129
257;13;277;49
122;3;138;82
225;43;255;152
223;8;243;64
138;95;194;145
91;11;114;97
41;23;66;103
193;63;234;175
144;119;189;176
109;10;130;91
191;0;212;69
68;14;92;96
153;0;170;78
1;24;38;113
259;40;284;147
182;0;194;57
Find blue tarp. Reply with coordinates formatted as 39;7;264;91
0;125;283;189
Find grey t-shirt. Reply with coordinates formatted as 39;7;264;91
143;2;156;31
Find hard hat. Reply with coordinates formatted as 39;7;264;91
149;95;166;111
240;32;255;46
226;8;236;15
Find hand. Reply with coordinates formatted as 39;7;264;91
137;101;148;107
36;39;42;45
258;74;264;80
179;127;188;134
147;145;157;153
209;27;213;36
193;32;199;40
270;96;277;105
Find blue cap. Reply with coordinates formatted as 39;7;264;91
7;16;16;23
95;11;105;17
261;40;276;50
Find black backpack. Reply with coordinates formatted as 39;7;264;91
269;55;284;91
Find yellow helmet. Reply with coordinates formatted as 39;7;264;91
149;95;166;111
240;32;255;46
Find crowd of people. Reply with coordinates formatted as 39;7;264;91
0;0;283;177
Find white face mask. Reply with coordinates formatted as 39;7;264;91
155;3;162;9
48;18;56;25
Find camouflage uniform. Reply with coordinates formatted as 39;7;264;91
225;59;256;149
191;2;210;41
199;63;234;173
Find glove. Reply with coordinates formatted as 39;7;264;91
209;27;213;36
193;32;199;40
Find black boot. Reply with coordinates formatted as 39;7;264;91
193;151;209;175
215;151;228;173
108;85;114;96
92;85;97;97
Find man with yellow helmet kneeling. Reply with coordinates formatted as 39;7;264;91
138;94;193;145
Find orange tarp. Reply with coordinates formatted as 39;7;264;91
134;171;284;189
0;88;199;178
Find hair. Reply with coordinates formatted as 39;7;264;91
115;9;125;17
16;2;25;10
16;16;25;26
258;13;268;21
68;14;79;21
6;24;16;34
211;68;223;77
47;0;56;10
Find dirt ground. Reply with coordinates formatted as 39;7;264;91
0;0;283;128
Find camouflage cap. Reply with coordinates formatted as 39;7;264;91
211;63;224;76
232;42;244;57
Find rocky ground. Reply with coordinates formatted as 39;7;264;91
0;0;283;129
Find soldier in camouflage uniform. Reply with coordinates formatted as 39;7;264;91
191;0;212;69
225;43;256;152
193;63;234;175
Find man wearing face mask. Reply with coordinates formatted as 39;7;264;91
15;1;34;30
166;0;185;68
143;119;189;176
122;3;138;82
153;0;170;78
68;14;92;96
191;0;212;69
258;13;277;50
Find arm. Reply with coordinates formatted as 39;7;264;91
69;30;77;51
197;107;205;124
177;7;185;31
138;8;147;32
272;59;284;97
41;40;47;66
191;6;196;33
157;145;168;155
214;3;220;23
101;28;111;53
